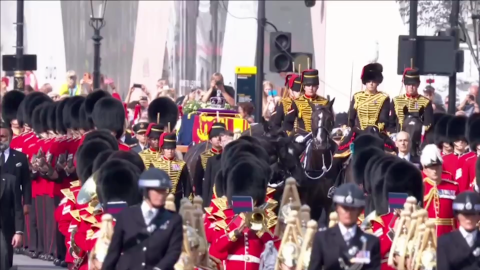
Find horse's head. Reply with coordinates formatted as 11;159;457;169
260;117;287;139
402;106;424;155
310;98;335;149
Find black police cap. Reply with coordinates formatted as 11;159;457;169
138;168;172;190
333;183;365;208
452;191;480;214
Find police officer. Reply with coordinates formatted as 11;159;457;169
348;63;390;132
102;168;183;270
389;67;433;133
270;74;302;131
308;183;380;270
130;121;149;153
437;191;480;270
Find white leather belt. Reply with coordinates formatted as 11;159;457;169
227;254;260;264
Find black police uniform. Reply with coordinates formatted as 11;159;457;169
102;168;183;270
308;183;381;270
437;191;480;270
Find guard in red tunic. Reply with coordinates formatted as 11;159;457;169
434;114;454;156
442;116;474;191
1;90;25;139
461;118;480;191
367;157;424;270
420;144;459;237
208;146;280;270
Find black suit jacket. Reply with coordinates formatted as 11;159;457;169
202;154;221;207
0;172;24;234
102;205;183;270
437;230;480;270
2;149;31;205
308;224;380;270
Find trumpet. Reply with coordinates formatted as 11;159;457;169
245;208;267;232
77;174;98;205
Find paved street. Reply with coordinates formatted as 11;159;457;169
12;254;60;270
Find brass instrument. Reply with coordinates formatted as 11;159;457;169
295;220;317;270
70;227;86;270
88;214;114;270
275;177;302;237
245;208;269;235
77;174;98;205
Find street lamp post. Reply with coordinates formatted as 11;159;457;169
89;0;107;90
14;0;25;91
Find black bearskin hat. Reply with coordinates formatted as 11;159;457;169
108;150;146;173
63;96;85;130
56;98;69;134
226;155;268;206
95;159;141;205
76;139;114;184
17;92;44;126
368;155;399;215
147;97;179;129
352;133;384;153
374;160;424;215
468;118;480;150
23;92;52;127
46;103;57;132
31;104;47;134
92;150;115;173
447;115;467;143
352;147;384;187
466;113;480;141
83;130;119;151
361;63;383;85
2;90;25;124
334;112;348;128
91;97;125;139
79;102;91;130
84;90;111;126
209;122;226;139
434;114;454;146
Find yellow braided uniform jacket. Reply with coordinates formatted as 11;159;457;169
270;97;294;130
289;95;329;134
138;148;158;168
389;94;433;133
151;157;193;207
348;91;390;131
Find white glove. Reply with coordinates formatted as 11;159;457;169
475;184;479;193
295;135;305;143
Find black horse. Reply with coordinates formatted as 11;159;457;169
401;106;424;157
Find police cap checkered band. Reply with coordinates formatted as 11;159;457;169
333;195;365;207
452;202;480;212
138;179;171;189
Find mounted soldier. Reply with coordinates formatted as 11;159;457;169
270;73;302;132
389;67;433;134
348;63;390;133
284;69;329;135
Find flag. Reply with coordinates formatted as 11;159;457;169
231;196;254;214
388;192;408;210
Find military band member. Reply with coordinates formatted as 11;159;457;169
308;183;381;270
1;90;25;136
461;118;480;191
270;74;302;131
437;191;480;270
152;132;192;208
434;114;454;156
138;123;164;167
348;63;390;132
78;90;111;146
389;67;433;133
285;69;329;134
102;168;183;270
193;122;226;197
443;116;475;192
421;144;459;237
131;121;149;153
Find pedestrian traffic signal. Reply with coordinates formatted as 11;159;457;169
269;32;292;73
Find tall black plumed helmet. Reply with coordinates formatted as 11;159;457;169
91;97;125;139
82;130;119;151
46;103;58;132
64;96;85;131
84;90;111;128
95;159;141;205
76;139;114;184
352;147;384;187
31;104;48;134
1;90;25;124
79;102;91;130
147;97;179;129
17;91;45;127
23;92;52;127
108;150;146;173
56;97;70;134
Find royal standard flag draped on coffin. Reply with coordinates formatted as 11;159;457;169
191;112;250;143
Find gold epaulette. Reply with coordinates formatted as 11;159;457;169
265;198;278;211
82;215;98;225
205;207;214;219
372;215;385;227
266;187;275;196
86;229;95;240
70;180;81;188
211;197;228;211
213;210;227;220
214;220;229;231
61;188;76;203
70;210;81;221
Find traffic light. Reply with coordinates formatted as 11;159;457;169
305;0;316;8
269;32;292;72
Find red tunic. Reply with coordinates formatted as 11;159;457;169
442;152;473;190
423;173;459;237
208;209;280;270
460;154;478;191
73;210;104;270
39;138;54;197
118;141;131;151
370;213;397;270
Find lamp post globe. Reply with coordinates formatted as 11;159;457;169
89;0;107;90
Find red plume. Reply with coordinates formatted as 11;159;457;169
402;67;414;82
159;132;168;149
123;103;129;120
426;78;434;84
133;104;141;123
145;123;155;137
284;74;293;86
178;105;184;117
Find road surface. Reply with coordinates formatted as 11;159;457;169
12;254;59;270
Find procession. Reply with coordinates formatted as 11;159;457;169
0;60;479;270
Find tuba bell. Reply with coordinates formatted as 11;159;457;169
77;174;98;205
245;208;267;232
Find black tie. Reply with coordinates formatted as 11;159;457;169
0;151;4;167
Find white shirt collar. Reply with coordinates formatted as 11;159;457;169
120;135;126;143
141;201;158;224
459;226;478;240
338;222;357;238
398;152;410;161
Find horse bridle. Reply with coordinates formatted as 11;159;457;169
303;126;334;180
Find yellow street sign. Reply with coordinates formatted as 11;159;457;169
235;66;257;75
